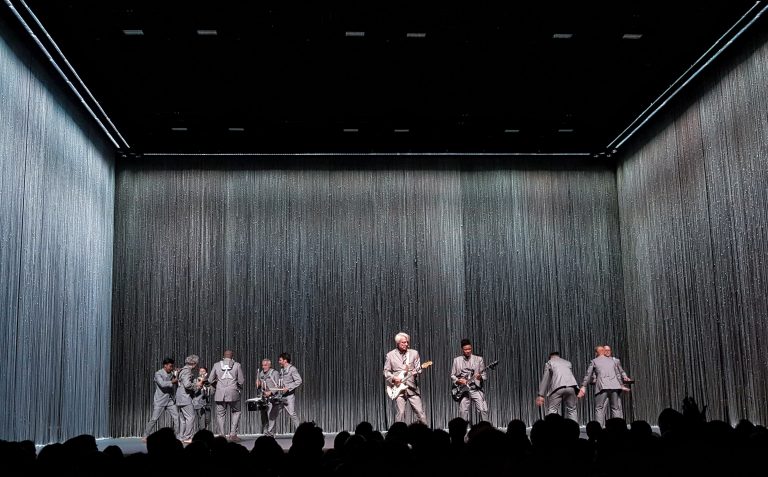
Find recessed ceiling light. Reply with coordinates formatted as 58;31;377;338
394;129;409;133
345;31;365;37
171;127;188;131
197;29;218;36
552;33;573;39
228;127;244;132
622;33;643;40
504;129;520;133
406;32;426;38
122;29;144;36
558;128;574;133
343;128;359;133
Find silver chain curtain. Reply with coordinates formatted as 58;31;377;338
110;158;625;436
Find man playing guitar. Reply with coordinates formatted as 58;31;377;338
450;339;490;423
383;332;429;424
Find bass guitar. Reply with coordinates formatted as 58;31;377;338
450;359;499;402
386;360;433;400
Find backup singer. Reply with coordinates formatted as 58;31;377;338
267;352;302;432
578;347;625;425
209;349;245;441
384;332;427;424
176;354;200;443
450;339;489;422
536;351;579;421
192;366;212;431
142;358;179;442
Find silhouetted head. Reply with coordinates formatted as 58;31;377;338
448;417;468;443
333;430;350;451
586;421;603;441
506;419;527;438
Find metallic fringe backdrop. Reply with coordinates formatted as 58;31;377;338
111;157;626;436
0;21;115;443
617;30;768;425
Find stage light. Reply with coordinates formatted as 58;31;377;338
552;33;573;39
345;31;365;37
622;33;643;40
406;32;426;38
122;29;144;36
197;29;218;36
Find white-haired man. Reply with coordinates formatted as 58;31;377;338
176;354;200;443
383;332;427;424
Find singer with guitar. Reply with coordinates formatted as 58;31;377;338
384;332;429;424
450;339;490;423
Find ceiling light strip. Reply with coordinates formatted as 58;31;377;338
3;0;120;148
18;0;130;148
142;152;593;157
606;1;766;151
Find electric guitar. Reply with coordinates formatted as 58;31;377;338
450;359;499;402
386;360;433;400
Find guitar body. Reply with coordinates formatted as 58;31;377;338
386;372;410;400
450;359;499;401
451;384;470;402
386;360;433;400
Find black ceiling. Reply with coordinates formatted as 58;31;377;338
10;1;766;155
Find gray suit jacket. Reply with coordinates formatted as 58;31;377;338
384;349;422;395
152;369;177;407
175;366;197;406
611;357;629;381
450;355;487;391
538;356;578;397
279;365;302;395
192;384;212;410
258;368;280;392
581;355;624;394
210;359;245;402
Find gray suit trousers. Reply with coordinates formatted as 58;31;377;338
260;404;272;435
459;389;489;422
196;407;211;431
266;394;299;435
394;392;427;424
143;402;178;437
215;399;242;436
594;389;623;426
177;404;196;440
547;386;578;421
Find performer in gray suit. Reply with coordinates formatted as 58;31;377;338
536;351;579;421
450;339;489;422
267;352;303;433
209;349;245;441
176;354;200;443
383;332;427;424
578;347;625;425
256;358;281;436
192;366;212;431
142;358;179;441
